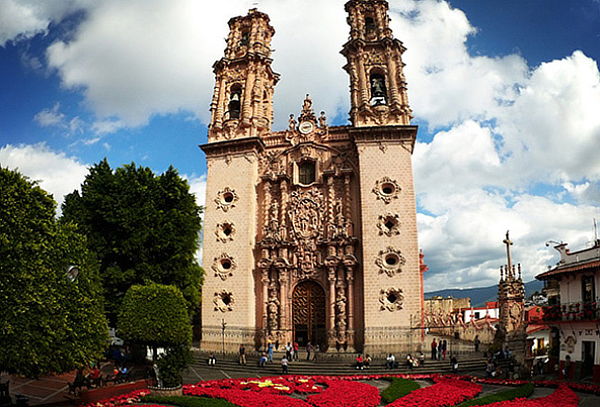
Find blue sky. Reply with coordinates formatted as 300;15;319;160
1;0;599;290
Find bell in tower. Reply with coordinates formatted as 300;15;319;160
208;8;280;141
341;0;412;126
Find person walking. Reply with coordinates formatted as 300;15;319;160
306;342;313;361
285;342;292;360
437;339;442;360
281;356;289;374
293;341;299;361
442;339;447;360
450;354;458;373
431;339;437;360
267;342;274;363
239;344;246;365
314;344;320;362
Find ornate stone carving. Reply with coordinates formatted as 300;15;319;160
335;289;348;343
213;290;235;312
266;287;280;334
211;253;236;280
375;246;406;277
215;186;238;212
285;95;328;145
290;189;323;277
377;213;400;236
379;287;404;311
215;221;236;243
372;177;401;204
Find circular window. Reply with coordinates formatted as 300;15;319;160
215;188;238;212
223;192;234;203
385;254;399;266
381;183;395;195
387;293;397;303
221;259;232;270
222;293;232;306
223;225;232;236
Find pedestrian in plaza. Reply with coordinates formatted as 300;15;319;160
239;344;246;365
365;354;372;369
431;338;437;360
267;342;274;363
386;353;396;369
418;350;425;366
474;335;481;353
259;352;268;367
450;354;458;373
441;339;447;360
281;356;289;374
355;354;364;370
314;344;320;362
437;339;442;360
306;342;313;361
293;341;299;361
285;342;292;360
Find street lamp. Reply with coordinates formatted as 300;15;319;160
66;265;80;282
221;318;227;355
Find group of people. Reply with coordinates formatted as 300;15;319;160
430;338;448;360
354;354;372;369
69;363;130;395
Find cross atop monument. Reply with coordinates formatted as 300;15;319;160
503;230;513;277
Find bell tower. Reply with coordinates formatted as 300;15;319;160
208;8;280;141
342;0;412;126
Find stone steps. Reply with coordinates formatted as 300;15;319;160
190;354;488;376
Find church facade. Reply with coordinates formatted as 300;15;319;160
200;0;423;354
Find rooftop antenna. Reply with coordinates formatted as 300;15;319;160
594;218;598;242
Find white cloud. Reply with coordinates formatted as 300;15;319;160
34;102;65;127
0;0;91;46
0;143;88;210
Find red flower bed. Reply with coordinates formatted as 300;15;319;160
185;386;313;407
482;384;578;407
386;377;481;407
306;378;380;407
83;373;598;407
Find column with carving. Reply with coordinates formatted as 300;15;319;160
327;267;336;348
278;268;289;343
280;178;288;242
343;173;353;236
261;268;270;344
327;176;335;238
345;265;355;349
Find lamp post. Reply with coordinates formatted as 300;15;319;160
221;318;227;355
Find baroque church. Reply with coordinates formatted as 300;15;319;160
201;0;423;354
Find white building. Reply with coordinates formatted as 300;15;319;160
536;239;600;381
462;302;500;323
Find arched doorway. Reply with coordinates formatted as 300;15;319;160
292;280;326;347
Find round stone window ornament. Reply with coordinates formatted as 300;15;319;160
377;213;401;236
214;290;235;312
379;287;404;311
375;246;406;277
212;253;236;281
215;222;236;243
372;177;401;204
215;187;238;212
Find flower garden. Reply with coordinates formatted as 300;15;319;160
86;374;596;407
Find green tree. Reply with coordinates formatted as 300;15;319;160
118;283;192;387
61;160;203;322
0;167;108;377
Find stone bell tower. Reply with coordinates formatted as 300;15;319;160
200;9;279;351
208;8;279;141
342;0;412;127
342;0;421;354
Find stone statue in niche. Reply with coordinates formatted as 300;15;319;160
318;111;327;128
288;114;296;131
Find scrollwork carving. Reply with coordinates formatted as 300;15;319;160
375;246;406;277
215;186;238;212
372;177;401;204
379;287;404;311
377;213;400;236
211;253;237;281
213;290;235;312
215;221;236;243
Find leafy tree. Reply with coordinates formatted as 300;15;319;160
0;167;108;377
61;160;203;322
118;283;192;387
117;283;192;350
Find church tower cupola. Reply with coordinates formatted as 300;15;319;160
341;0;412;127
208;8;280;141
